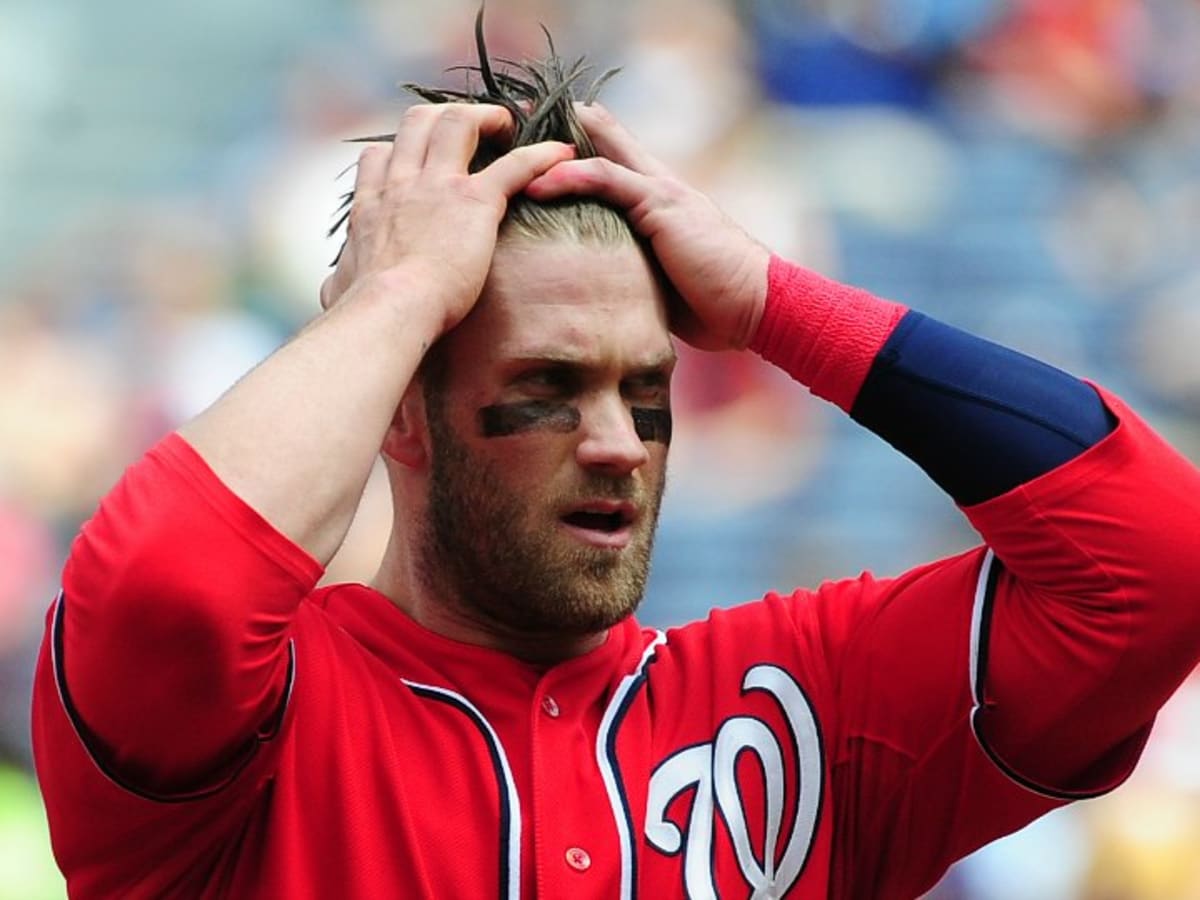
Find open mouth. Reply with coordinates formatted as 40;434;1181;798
559;501;637;546
562;510;629;533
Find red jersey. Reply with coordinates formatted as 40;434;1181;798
32;384;1200;899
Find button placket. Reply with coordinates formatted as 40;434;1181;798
533;672;613;892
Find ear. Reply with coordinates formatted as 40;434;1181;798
381;382;429;469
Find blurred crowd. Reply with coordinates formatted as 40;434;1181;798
3;0;1200;897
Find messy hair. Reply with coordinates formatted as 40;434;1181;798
331;8;634;257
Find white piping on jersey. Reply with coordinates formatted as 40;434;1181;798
49;590;298;803
966;548;1114;801
967;548;995;706
401;679;522;899
595;629;667;900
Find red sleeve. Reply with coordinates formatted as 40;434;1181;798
43;432;323;794
804;387;1200;897
964;385;1200;790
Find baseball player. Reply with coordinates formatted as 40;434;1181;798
33;37;1200;900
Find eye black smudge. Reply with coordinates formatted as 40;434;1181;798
632;407;672;445
478;401;582;437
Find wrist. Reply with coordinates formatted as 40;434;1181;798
750;256;908;412
731;245;770;350
339;268;453;345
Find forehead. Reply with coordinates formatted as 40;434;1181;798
452;239;674;370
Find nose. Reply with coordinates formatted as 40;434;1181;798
575;396;651;475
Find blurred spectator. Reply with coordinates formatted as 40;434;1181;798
1077;675;1200;899
1130;273;1200;419
740;0;1003;109
0;764;64;899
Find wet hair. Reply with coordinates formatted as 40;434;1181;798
331;7;634;257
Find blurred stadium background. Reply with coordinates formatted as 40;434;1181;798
3;0;1200;896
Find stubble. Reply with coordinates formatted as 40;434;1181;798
418;404;664;638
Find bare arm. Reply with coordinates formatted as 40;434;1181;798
42;104;573;793
180;104;575;563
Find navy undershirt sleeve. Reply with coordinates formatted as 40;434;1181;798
849;311;1117;506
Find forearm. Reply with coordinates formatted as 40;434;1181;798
50;272;436;792
185;104;576;564
42;103;570;793
179;270;442;563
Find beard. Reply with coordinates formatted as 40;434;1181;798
417;407;664;638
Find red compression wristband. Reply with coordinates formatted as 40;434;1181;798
749;255;908;412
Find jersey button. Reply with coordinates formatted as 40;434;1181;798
541;695;560;718
565;846;591;872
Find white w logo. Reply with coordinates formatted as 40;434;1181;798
645;665;823;899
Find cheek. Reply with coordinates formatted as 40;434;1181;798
480;436;576;496
645;443;670;482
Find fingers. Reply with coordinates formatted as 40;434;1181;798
480;141;578;198
524;156;653;212
387;106;441;177
387;103;515;179
372;101;652;193
389;101;573;197
354;144;389;196
319;274;337;311
520;104;676;213
573;103;672;177
424;104;513;172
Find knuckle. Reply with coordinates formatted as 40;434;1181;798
346;201;377;235
402;103;436;124
586;102;615;126
572;158;610;186
657;176;689;204
437;105;469;123
580;101;614;124
347;202;369;228
359;145;386;164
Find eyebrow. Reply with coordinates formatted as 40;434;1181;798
506;349;678;372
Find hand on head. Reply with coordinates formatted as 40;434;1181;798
320;103;575;335
525;103;771;352
319;99;768;353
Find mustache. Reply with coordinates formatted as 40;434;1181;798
565;475;641;503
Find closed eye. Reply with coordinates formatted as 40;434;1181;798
516;365;582;397
622;371;671;404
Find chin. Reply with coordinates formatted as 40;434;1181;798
492;587;643;637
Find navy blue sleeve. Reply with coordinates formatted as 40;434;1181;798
849;311;1117;506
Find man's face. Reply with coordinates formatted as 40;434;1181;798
417;237;675;638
